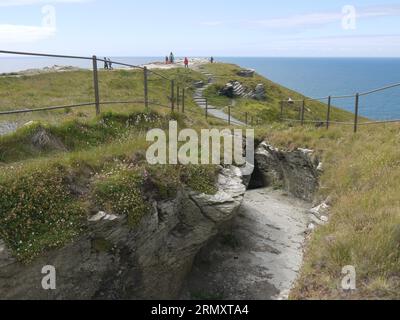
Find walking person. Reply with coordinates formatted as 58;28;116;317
108;58;113;70
210;56;214;64
165;56;169;64
184;57;189;69
169;52;175;64
104;57;109;70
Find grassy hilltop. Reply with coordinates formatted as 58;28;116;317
0;63;399;299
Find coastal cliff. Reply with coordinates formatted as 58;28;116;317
0;166;246;300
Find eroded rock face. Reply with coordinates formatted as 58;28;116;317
0;166;245;300
255;142;320;201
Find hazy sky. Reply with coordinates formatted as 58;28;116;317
0;0;400;57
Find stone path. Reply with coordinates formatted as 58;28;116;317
0;122;18;136
194;70;246;126
181;188;310;300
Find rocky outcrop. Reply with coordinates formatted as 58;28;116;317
254;142;321;201
0;166;246;300
249;84;266;101
31;126;67;151
219;81;266;101
237;69;255;78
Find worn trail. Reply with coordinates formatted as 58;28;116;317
182;188;310;300
193;69;246;126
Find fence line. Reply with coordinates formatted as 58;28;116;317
0;50;223;126
0;50;175;118
280;81;400;133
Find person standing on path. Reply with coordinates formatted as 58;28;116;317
165;56;169;64
184;57;189;68
104;57;109;70
169;52;175;64
210;56;214;64
108;58;113;70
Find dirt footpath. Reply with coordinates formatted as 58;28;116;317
181;188;310;300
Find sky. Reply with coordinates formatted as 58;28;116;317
0;0;400;57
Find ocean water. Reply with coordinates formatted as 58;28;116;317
1;56;399;120
221;57;400;121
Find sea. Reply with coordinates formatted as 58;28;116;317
1;56;400;120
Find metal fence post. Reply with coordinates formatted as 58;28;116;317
92;55;100;115
354;93;359;133
171;80;175;112
326;96;331;129
182;88;185;114
301;100;305;126
144;66;149;109
228;106;231;125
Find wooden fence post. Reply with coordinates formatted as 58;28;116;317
280;101;284;120
182;88;185;113
171;80;175;112
143;67;149;109
301;99;305;126
326;96;331;129
92;55;100;115
354;93;359;133
176;86;180;111
205;99;208;120
228;106;231;125
245;112;248;126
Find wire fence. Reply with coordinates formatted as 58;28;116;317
0;50;234;130
0;50;187;119
280;82;400;132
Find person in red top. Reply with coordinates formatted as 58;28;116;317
184;57;189;68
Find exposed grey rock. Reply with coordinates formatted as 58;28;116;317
255;142;320;201
220;82;235;98
219;81;247;98
254;83;266;100
248;84;266;100
0;166;246;300
309;202;330;219
237;69;255;78
0;122;18;136
193;80;204;88
31;127;67;151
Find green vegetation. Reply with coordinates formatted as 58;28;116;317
0;66;221;262
256;123;400;299
0;164;86;262
202;63;356;125
92;167;150;226
1;62;398;300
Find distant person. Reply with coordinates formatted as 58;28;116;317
184;57;189;68
104;57;109;70
165;56;169;64
108;58;113;70
210;56;214;64
170;52;175;64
